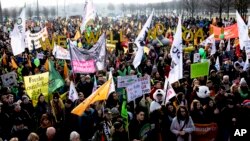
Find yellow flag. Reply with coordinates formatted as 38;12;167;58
63;61;69;79
73;30;81;41
44;59;49;71
2;53;7;65
11;57;18;69
71;79;112;116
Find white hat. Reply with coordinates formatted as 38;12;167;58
240;78;247;85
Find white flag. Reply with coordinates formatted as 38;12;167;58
200;34;216;56
10;6;26;56
133;11;154;68
236;11;249;50
108;71;115;96
169;16;183;84
80;0;96;33
248;16;250;28
164;77;176;103
226;39;230;51
69;81;79;102
215;57;220;71
243;55;249;71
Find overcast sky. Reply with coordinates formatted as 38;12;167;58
1;0;171;8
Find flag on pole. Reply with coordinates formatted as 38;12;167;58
164;77;176;104
73;30;81;41
168;16;183;84
200;34;216;56
215;57;220;71
133;10;154;68
92;75;98;93
80;0;96;33
69;81;79;102
108;71;115;96
121;93;128;131
244;55;249;71
44;59;49;71
11;57;18;69
71;79;112;116
48;60;65;93
63;61;69;79
10;6;26;56
226;39;230;51
236;11;249;50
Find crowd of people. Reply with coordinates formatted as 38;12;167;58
0;13;250;141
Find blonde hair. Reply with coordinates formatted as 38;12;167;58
9;138;18;141
27;132;39;141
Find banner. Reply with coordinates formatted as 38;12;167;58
126;81;143;102
70;34;106;73
52;44;70;60
1;72;18;87
138;75;151;94
117;75;138;88
36;53;44;59
24;72;49;102
236;11;249;50
10;6;26;56
191;62;210;78
192;123;218;141
169;16;183;84
210;24;238;40
133;10;154;68
244;40;250;58
69;81;78;102
25;27;48;50
193;53;200;63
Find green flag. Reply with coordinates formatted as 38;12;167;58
121;90;129;131
190;62;210;78
48;60;65;94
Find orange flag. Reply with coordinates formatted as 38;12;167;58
27;55;32;67
11;57;18;69
64;61;69;79
44;59;49;71
71;79;112;116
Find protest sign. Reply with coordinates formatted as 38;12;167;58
36;53;44;59
193;53;200;63
25;27;48;50
1;72;18;87
24;72;49;102
138;75;151;94
191;62;210;78
192;123;218;141
244;40;250;58
52;44;71;60
72;60;96;73
117;75;138;88
126;81;143;102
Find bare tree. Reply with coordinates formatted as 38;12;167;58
42;7;49;19
235;0;250;19
50;7;56;17
182;0;200;18
2;8;9;18
26;6;33;19
10;8;17;19
107;3;115;11
204;0;228;20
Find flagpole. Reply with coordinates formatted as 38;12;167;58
67;39;76;83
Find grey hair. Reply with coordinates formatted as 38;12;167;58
70;131;80;141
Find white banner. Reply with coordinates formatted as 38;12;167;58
10;6;26;56
95;34;106;70
169;16;183;84
36;53;44;59
52;44;71;60
126;81;143;102
117;75;138;88
193;53;200;63
25;27;48;50
133;11;154;68
164;77;176;103
138;75;151;94
1;72;18;87
69;81;79;102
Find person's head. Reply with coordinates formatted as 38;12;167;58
27;132;39;141
227;99;234;108
176;92;185;102
135;108;145;122
192;79;200;87
223;75;229;83
154;81;162;89
176;106;189;122
22;95;30;104
112;92;119;100
40;114;52;127
191;99;201;111
166;102;176;115
13;103;21;112
46;127;56;140
208;99;215;108
210;70;216;77
146;60;151;66
52;93;60;103
69;131;80;141
38;94;45;103
238;56;243;62
113;121;124;132
206;80;213;87
9;137;18;141
155;72;161;78
85;75;91;83
7;93;14;104
78;92;84;101
104;108;112;121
